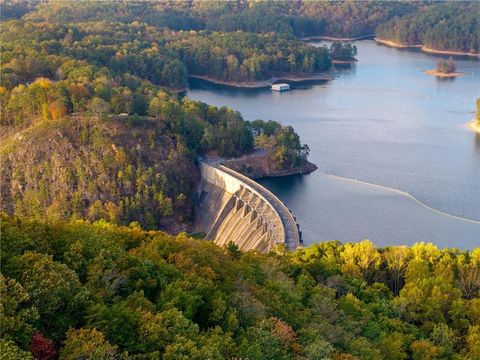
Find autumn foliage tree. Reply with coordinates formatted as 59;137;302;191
28;332;56;360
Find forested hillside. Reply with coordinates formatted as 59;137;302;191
204;1;416;38
167;31;330;82
1;19;330;91
1;215;479;359
0;17;311;231
0;0;315;231
376;2;480;54
1;2;479;359
19;0;417;39
2;0;476;57
1;3;334;90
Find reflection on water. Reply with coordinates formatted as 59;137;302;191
475;133;480;158
188;40;480;248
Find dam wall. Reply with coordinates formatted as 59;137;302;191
197;162;301;252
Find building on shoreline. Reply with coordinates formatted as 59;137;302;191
272;83;290;91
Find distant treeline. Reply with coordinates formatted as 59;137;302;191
10;0;416;38
376;2;480;53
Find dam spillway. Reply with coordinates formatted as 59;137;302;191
197;162;302;252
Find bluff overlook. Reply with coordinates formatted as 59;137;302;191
196;162;302;252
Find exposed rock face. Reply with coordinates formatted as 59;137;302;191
223;153;317;179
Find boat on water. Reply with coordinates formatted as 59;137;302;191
271;83;290;91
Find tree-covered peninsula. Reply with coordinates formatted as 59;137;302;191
376;2;480;55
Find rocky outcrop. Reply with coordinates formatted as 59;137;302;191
223;154;317;179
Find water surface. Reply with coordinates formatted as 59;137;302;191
188;40;480;249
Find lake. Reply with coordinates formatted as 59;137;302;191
187;40;480;249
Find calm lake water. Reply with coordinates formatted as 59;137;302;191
188;40;480;249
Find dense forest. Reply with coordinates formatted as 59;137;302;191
167;31;330;81
2;1;477;56
9;0;416;39
329;43;358;61
0;20;330;92
1;2;479;359
2;215;480;359
1;0;316;232
376;2;480;54
0;86;309;232
0;4;312;233
200;1;417;38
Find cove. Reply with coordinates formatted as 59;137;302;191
187;40;480;249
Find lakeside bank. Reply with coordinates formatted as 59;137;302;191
189;73;333;89
375;38;480;57
302;34;374;42
224;158;317;179
423;69;464;78
332;59;358;64
205;150;317;180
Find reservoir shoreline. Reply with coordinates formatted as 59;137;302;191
302;34;374;42
224;159;317;179
206;150;318;180
423;69;464;78
188;73;333;89
332;59;358;64
375;38;480;57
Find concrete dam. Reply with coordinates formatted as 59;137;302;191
197;162;302;253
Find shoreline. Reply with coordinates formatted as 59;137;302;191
467;120;480;134
171;87;188;94
332;59;358;64
224;160;318;180
421;46;480;58
302;34;374;42
189;75;270;89
248;161;318;179
423;69;464;78
188;73;333;89
375;38;480;57
374;38;422;49
208;150;318;179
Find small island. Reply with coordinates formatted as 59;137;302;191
424;58;463;78
329;42;358;64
